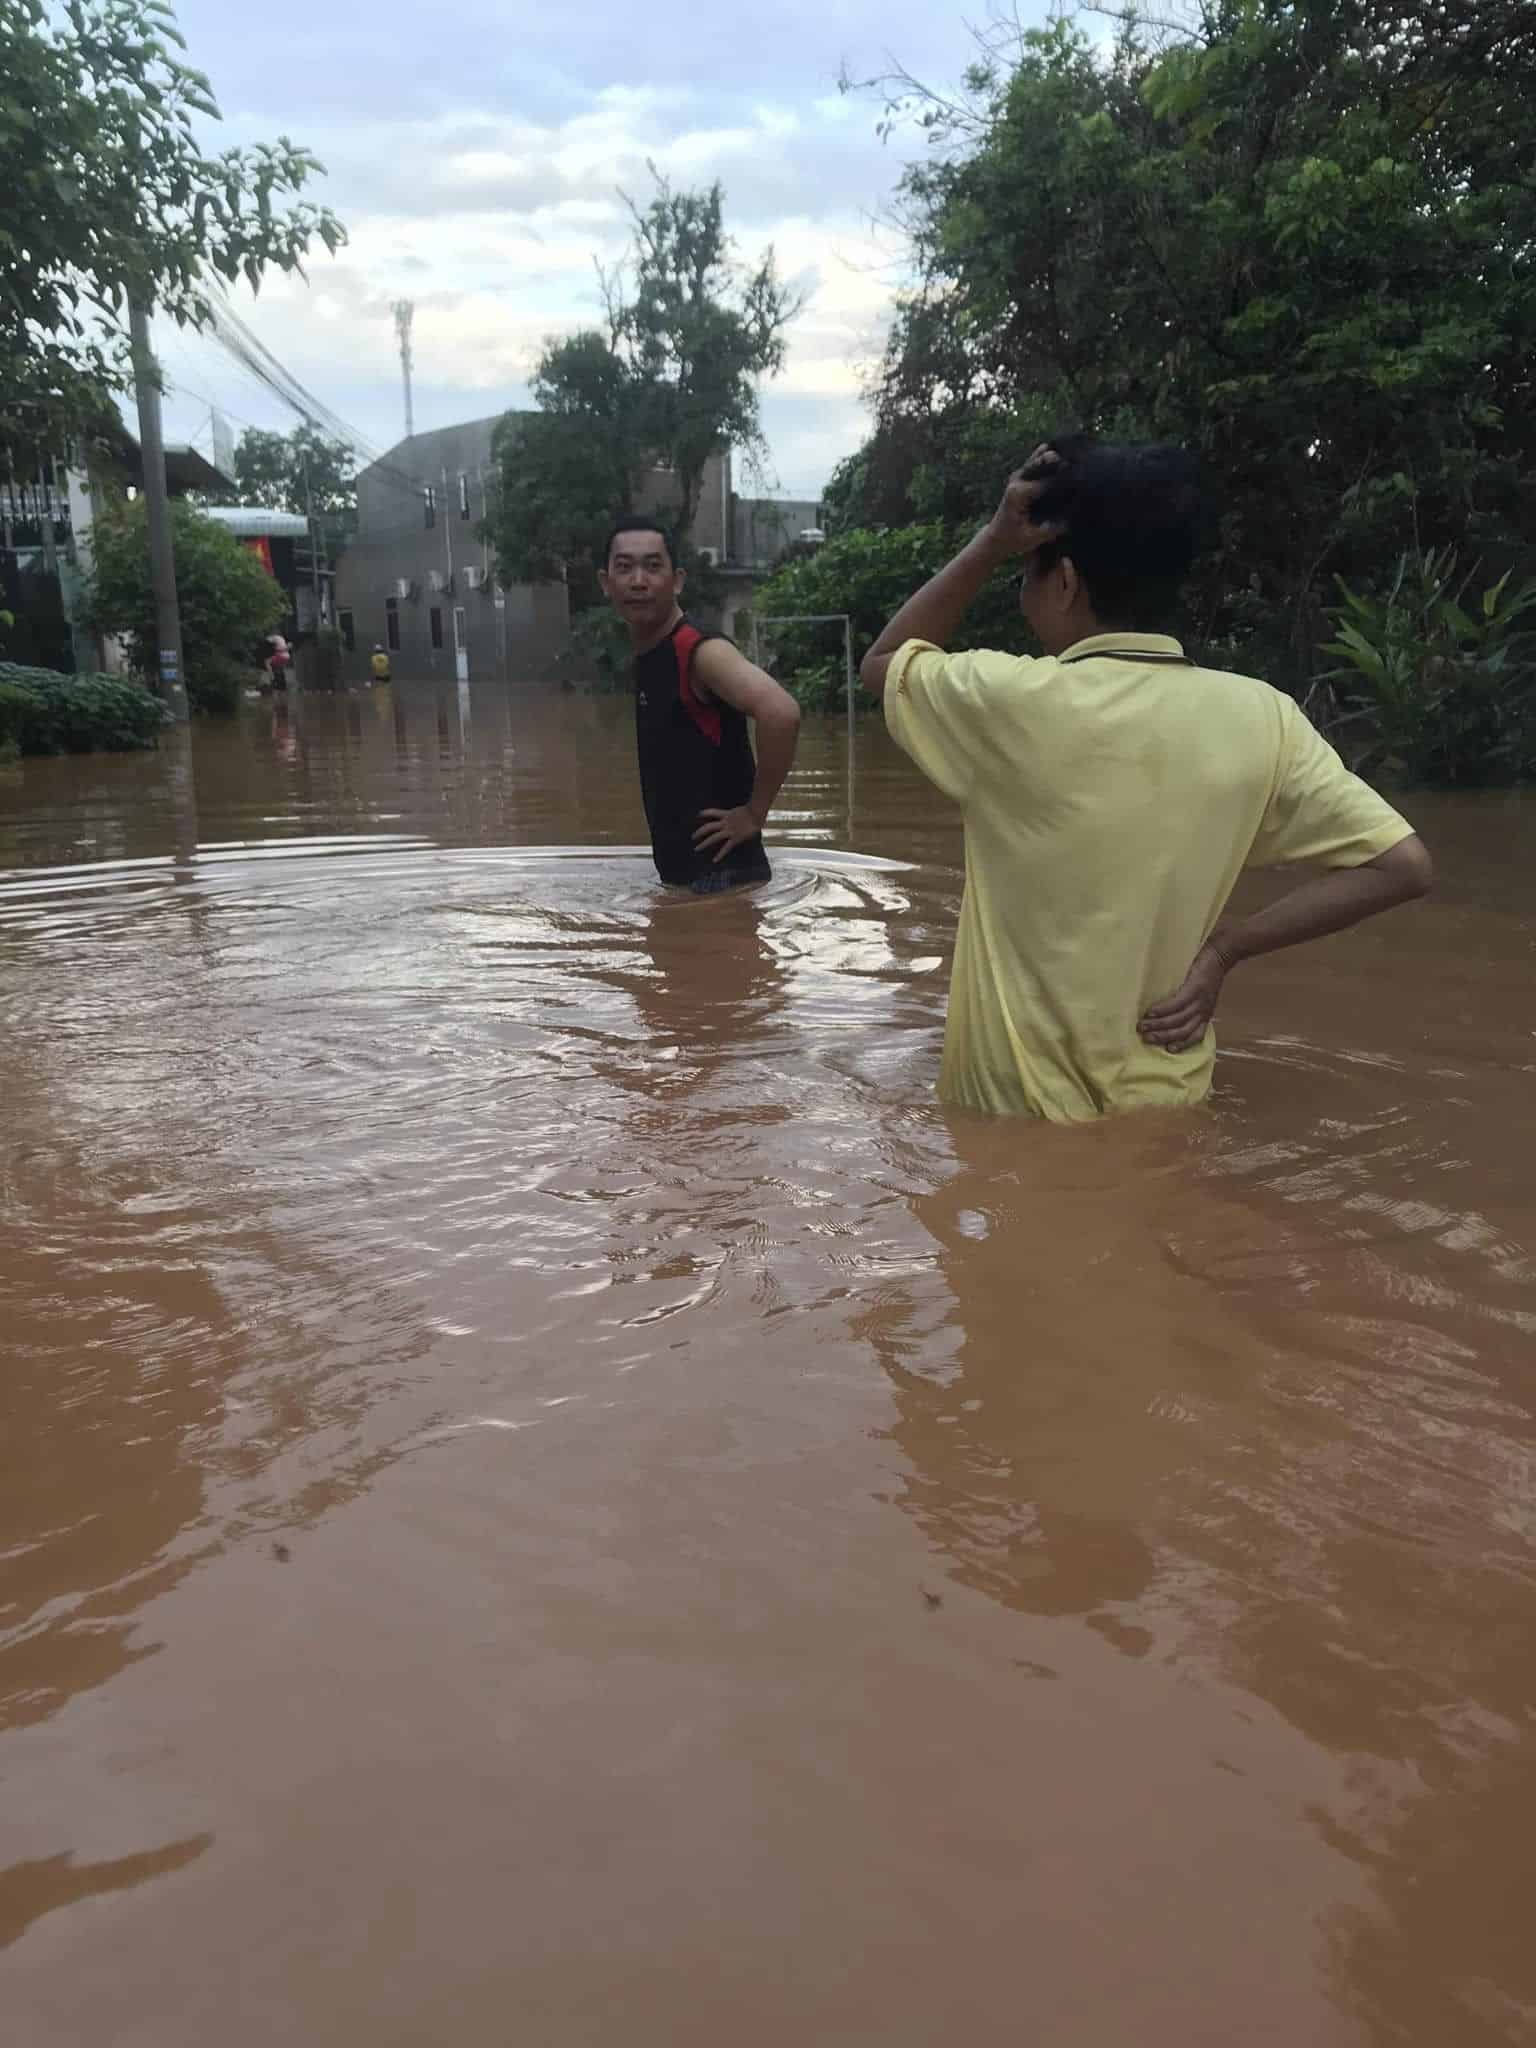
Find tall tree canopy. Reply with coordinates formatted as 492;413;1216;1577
837;1;1536;677
487;175;799;604
1;0;343;466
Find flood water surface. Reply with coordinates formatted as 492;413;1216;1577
3;685;1535;2045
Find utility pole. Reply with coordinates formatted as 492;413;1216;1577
304;454;322;628
128;298;188;719
35;462;58;583
481;460;507;680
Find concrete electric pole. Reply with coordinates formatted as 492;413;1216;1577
127;298;189;720
304;454;322;630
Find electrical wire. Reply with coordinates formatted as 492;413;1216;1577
199;290;448;502
155;295;511;555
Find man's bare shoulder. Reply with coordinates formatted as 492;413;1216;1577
691;633;797;720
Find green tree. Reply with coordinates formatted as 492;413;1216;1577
619;177;799;541
844;5;1536;688
232;426;356;518
487;174;799;605
488;332;644;606
1320;548;1536;785
819;449;871;538
85;497;284;712
1;0;343;467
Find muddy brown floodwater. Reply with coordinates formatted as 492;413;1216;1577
2;681;1535;2046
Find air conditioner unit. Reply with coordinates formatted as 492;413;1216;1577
427;569;448;593
463;566;487;591
392;578;412;600
697;546;720;567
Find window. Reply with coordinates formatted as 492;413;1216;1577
385;597;400;652
429;606;444;650
338;609;355;652
423;485;436;529
458;472;470;520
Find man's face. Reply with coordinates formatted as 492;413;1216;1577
600;530;683;632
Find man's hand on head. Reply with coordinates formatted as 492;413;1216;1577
982;446;1065;562
859;445;1067;698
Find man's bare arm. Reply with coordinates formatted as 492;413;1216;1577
1139;834;1434;1053
690;640;801;862
859;453;1063;699
859;534;1009;701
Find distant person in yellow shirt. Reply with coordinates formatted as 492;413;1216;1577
369;644;391;684
860;436;1432;1121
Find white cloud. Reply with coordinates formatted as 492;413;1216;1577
151;1;1031;493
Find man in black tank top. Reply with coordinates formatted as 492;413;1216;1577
601;517;801;892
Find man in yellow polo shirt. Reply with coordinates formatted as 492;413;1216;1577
860;436;1432;1121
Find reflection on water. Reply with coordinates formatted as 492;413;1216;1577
2;683;1534;2045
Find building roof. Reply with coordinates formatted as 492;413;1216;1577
200;505;310;538
92;422;237;497
162;444;236;495
361;413;527;473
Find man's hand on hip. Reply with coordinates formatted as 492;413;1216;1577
1140;839;1433;1053
694;804;762;863
1139;942;1229;1054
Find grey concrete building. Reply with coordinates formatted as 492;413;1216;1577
631;450;734;564
335;419;756;681
731;496;824;570
335;416;570;685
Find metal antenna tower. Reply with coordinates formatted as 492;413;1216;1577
392;299;416;442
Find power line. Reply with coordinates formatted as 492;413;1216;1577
198;289;439;500
202;291;379;452
159;296;512;553
153;338;278;442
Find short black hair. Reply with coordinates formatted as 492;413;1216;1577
604;517;677;569
1026;434;1203;628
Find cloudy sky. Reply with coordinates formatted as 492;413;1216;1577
150;0;1057;497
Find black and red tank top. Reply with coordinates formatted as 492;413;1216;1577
633;617;769;887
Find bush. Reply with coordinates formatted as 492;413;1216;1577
781;658;855;716
0;662;169;756
84;497;286;715
190;653;262;715
0;684;25;762
1318;550;1536;785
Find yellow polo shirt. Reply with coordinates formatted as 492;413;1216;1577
883;632;1414;1121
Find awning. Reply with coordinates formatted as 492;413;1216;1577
200;506;311;539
